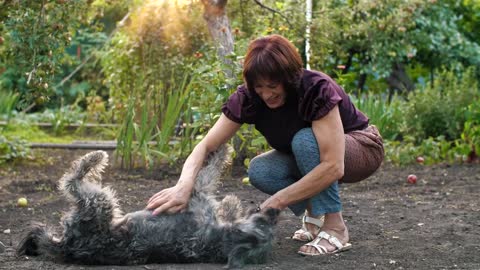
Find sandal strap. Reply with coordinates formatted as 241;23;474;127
305;239;329;254
302;215;324;228
293;229;314;241
318;231;344;250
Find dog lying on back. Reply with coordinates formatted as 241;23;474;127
16;145;279;268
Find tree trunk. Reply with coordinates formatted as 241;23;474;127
305;0;312;69
201;0;234;78
201;0;247;165
386;62;415;99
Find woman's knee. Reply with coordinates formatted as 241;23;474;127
291;128;318;155
291;128;321;174
247;155;271;185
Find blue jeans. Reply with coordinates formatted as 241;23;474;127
248;128;341;216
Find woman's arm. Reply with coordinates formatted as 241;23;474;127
147;114;241;215
260;105;345;210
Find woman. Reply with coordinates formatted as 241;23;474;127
147;34;384;256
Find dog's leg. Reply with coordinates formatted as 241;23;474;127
59;151;121;231
193;144;232;196
215;195;245;225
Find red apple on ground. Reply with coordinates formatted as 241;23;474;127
407;174;417;184
416;156;425;164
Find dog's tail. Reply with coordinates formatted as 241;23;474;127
16;223;63;258
58;150;109;201
193;144;232;195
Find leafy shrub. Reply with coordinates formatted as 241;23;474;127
452;102;480;162
2;0;93;108
385;135;461;166
403;68;479;141
0;134;30;164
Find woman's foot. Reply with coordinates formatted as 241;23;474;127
292;213;324;242
298;212;350;255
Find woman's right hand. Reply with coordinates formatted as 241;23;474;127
146;183;192;215
147;114;241;216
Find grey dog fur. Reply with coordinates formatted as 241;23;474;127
16;145;279;268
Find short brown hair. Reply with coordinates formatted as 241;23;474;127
243;34;303;91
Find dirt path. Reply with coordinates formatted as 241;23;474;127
1;149;479;269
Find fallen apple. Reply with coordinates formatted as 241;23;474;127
407;174;417;184
416;156;425;164
242;177;250;185
17;197;28;207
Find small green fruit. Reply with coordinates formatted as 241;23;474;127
17;197;28;207
242;177;250;185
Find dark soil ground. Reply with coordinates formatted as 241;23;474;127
0;149;479;270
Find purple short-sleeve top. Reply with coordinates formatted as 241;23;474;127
222;69;369;153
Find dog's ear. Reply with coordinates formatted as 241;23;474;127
262;208;280;225
16;224;46;256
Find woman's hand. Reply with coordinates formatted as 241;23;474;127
146;184;192;215
147;114;241;216
260;194;287;211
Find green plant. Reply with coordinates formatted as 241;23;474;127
0;90;19;121
308;0;480;91
235;126;271;168
116;96;136;168
350;93;405;141
115;72;195;169
0;134;30;164
384;135;457;166
404;68;479;141
452;102;480;162
2;0;93;108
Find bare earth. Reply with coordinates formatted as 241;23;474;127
0;149;479;270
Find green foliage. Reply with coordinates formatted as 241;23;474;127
403;68;479;141
102;1;209;106
383;69;480;166
115;73;196;169
384;135;459;166
42;106;86;135
1;0;93;108
52;29;109;106
308;0;480;91
454;0;480;42
228;0;306;42
1;0;479;168
0;134;30;164
412;1;480;70
456;102;480;159
350;93;404;141
0;90;19;120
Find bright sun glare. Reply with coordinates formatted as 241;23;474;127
127;0;199;51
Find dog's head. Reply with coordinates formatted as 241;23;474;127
224;208;280;269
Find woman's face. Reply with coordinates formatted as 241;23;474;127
253;78;287;109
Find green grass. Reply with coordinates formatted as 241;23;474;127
1;123;116;143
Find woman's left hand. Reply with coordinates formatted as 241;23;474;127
260;194;287;211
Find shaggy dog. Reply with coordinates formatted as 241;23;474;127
16;145;279;268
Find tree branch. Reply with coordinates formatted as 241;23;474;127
252;0;294;30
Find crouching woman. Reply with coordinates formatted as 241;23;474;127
147;34;384;256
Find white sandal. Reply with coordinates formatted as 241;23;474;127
298;231;352;256
291;214;324;242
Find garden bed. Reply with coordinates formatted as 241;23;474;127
0;149;479;269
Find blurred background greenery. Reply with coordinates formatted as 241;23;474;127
0;0;479;168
